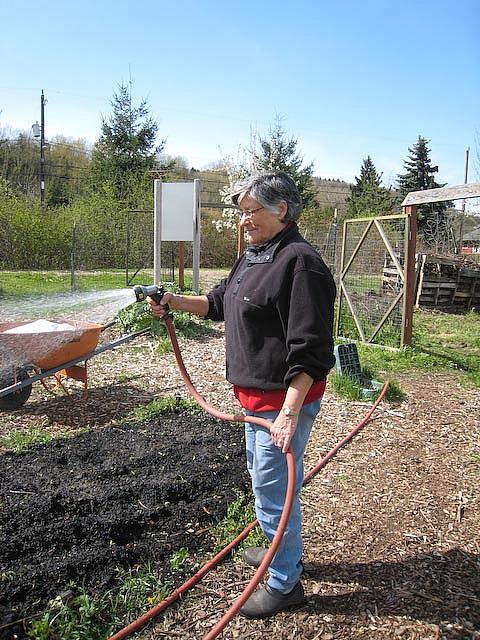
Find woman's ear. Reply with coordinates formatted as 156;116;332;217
278;200;288;221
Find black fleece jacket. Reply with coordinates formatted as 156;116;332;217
206;223;336;390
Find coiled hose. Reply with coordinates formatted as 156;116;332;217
108;316;389;640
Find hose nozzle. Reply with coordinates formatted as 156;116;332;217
133;284;166;305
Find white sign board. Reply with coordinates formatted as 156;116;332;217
161;182;195;241
153;179;201;292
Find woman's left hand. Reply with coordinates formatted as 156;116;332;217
270;413;298;453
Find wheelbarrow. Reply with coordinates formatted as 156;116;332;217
0;320;149;410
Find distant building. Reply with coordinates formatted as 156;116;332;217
461;225;480;254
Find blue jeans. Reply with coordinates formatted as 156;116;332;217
244;399;321;592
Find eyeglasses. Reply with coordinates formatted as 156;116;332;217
237;206;264;218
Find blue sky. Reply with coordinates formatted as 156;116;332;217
1;0;479;189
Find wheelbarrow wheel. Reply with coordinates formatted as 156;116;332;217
0;369;32;410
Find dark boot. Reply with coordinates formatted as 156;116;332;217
239;582;305;618
242;547;268;568
242;547;304;573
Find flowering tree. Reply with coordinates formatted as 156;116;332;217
214;119;316;233
213;141;255;233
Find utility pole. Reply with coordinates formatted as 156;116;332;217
457;148;469;255
32;90;47;205
40;89;46;205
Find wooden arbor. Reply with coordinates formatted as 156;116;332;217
401;182;480;344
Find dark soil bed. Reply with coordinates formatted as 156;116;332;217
0;412;249;639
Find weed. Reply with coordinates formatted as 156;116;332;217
468;452;480;471
155;336;173;354
110;563;171;622
383;379;406;402
116;293;214;342
1;428;56;452
210;491;267;554
130;395;202;423
27;565;171;640
116;372;142;384
170;547;190;571
27;588;111;640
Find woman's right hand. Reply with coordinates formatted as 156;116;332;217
147;292;175;318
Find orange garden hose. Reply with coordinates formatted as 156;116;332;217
108;316;389;640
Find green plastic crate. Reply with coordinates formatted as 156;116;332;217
334;343;382;399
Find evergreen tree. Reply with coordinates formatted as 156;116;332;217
90;81;165;201
397;136;447;229
347;155;393;218
252;118;318;210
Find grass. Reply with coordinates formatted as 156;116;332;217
0;267;229;298
129;395;202;422
0;270;155;297
0;426;78;452
348;308;480;390
329;373;405;403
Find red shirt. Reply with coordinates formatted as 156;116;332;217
234;381;326;412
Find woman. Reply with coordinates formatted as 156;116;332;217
149;171;336;618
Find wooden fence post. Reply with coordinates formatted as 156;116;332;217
402;205;417;346
178;241;185;289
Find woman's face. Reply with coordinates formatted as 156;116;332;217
238;195;287;246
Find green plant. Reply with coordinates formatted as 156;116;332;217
210;491;267;554
0;426;91;453
329;373;365;401
130;395;202;423
383;379;406;402
27;565;171;640
170;547;190;571
116;372;142;384
1;428;58;452
115;301;154;333
27;589;111;640
155;336;173;354
110;563;171;622
115;282;215;341
468;452;480;471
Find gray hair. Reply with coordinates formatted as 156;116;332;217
231;171;303;222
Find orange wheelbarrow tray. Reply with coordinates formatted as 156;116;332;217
0;320;150;410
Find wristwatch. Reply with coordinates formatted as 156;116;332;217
282;406;299;417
